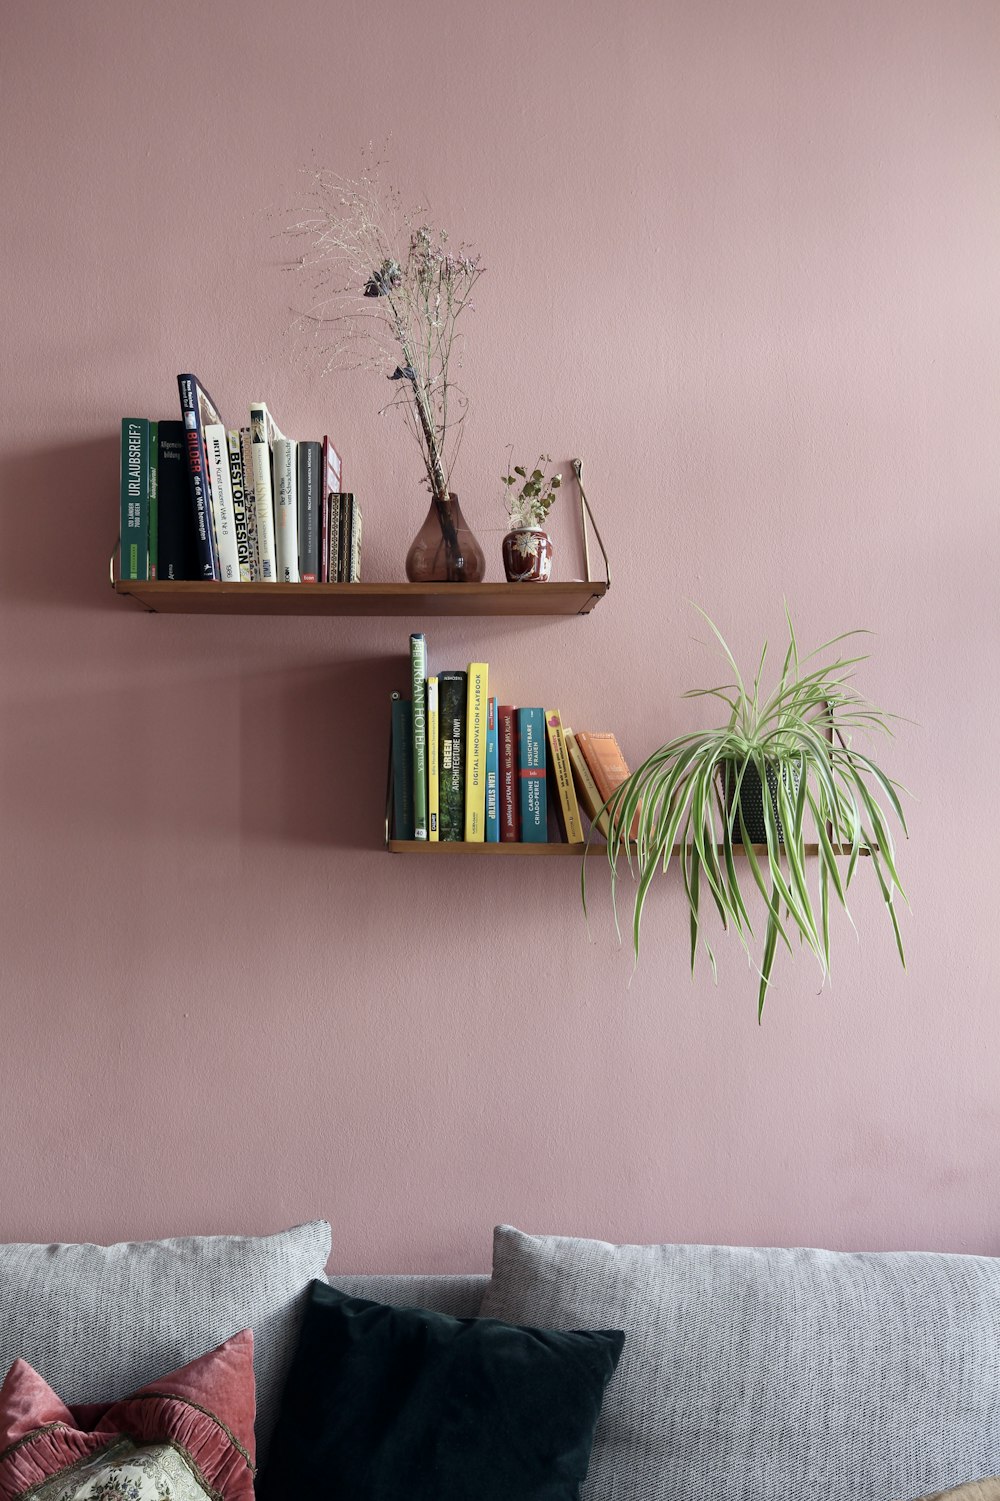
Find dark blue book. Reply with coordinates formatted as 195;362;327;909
485;696;499;842
391;694;415;840
156;420;196;580
177;373;221;580
517;707;547;842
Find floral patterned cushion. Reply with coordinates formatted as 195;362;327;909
0;1332;255;1501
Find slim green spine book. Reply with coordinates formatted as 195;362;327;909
119;418;149;581
411;633;428;840
148;422;158;579
438;671;467;842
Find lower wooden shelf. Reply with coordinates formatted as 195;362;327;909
386;841;871;857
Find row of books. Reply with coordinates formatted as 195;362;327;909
390;632;634;843
118;374;362;584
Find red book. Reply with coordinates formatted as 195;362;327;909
498;704;521;841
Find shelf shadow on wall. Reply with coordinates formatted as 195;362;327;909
0;438;120;608
239;653;404;852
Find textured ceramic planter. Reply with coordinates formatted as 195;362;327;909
720;758;801;844
502;527;553;582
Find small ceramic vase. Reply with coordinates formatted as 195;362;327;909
502;527;553;583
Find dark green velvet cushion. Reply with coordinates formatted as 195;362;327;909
257;1279;624;1500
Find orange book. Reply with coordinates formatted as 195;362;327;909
574;731;638;839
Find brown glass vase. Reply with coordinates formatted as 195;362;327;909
405;493;485;583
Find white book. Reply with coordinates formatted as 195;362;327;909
239;426;260;581
249;402;280;582
273;437;300;583
204;423;241;581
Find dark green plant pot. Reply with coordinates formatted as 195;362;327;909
721;759;799;845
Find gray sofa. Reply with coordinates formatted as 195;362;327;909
3;1222;1000;1501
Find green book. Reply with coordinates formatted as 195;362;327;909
411;633;428;840
438;671;467;842
148;421;158;580
119;418;149;581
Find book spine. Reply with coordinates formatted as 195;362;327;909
464;662;489;841
498;704;521;841
438;671;467;842
227;430;251;582
427;676;440;841
147;422;158;580
328;494;343;583
320;464;330;582
204;423;241;581
156;420;193;581
273;438;300;583
391;693;415;840
119;418;149;582
485;697;500;842
545;709;585;843
565;729;611;839
321;437;342;582
297;440;321;582
248;403;277;581
239;426;260;581
177;376;219;580
411;633;428;840
349;501;362;582
338;493;354;583
518;708;547;842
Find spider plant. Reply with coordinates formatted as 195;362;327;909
584;608;909;1018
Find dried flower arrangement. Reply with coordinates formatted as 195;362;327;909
284;160;485;579
502;456;562;531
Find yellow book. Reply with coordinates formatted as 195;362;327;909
427;675;440;841
565;727;611;840
464;661;489;840
545;710;585;843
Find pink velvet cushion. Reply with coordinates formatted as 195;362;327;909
0;1331;255;1501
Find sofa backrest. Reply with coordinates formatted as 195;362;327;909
331;1274;488;1319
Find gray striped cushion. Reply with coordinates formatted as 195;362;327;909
479;1226;1000;1501
0;1221;331;1463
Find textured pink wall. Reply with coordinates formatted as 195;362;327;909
1;0;998;1270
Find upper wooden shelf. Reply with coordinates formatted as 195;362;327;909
113;580;609;617
386;840;871;857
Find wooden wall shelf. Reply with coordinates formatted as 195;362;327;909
386;841;871;857
113;580;608;617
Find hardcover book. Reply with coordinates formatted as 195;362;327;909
119;418;149;582
391;693;415;840
485;697;499;842
248;402;280;581
498;704;521;842
575;731;636;838
349;502;363;582
438;671;467;842
273;437;300;583
464;662;489;841
411;633;428;840
204;423;241;581
321;437;342;582
297;440;322;582
565;728;611;840
239;426;260;580
177;374;221;580
148;422;158;580
338;494;356;583
156;420;195;581
427;675;440;841
545;709;584;843
228;430;251;582
517;707;547;842
326;494;343;583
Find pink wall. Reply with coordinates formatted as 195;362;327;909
1;0;998;1270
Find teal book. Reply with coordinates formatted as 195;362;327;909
411;633;428;840
438;670;467;842
119;418;149;581
485;696;499;842
391;694;415;840
518;707;547;842
148;422;158;579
